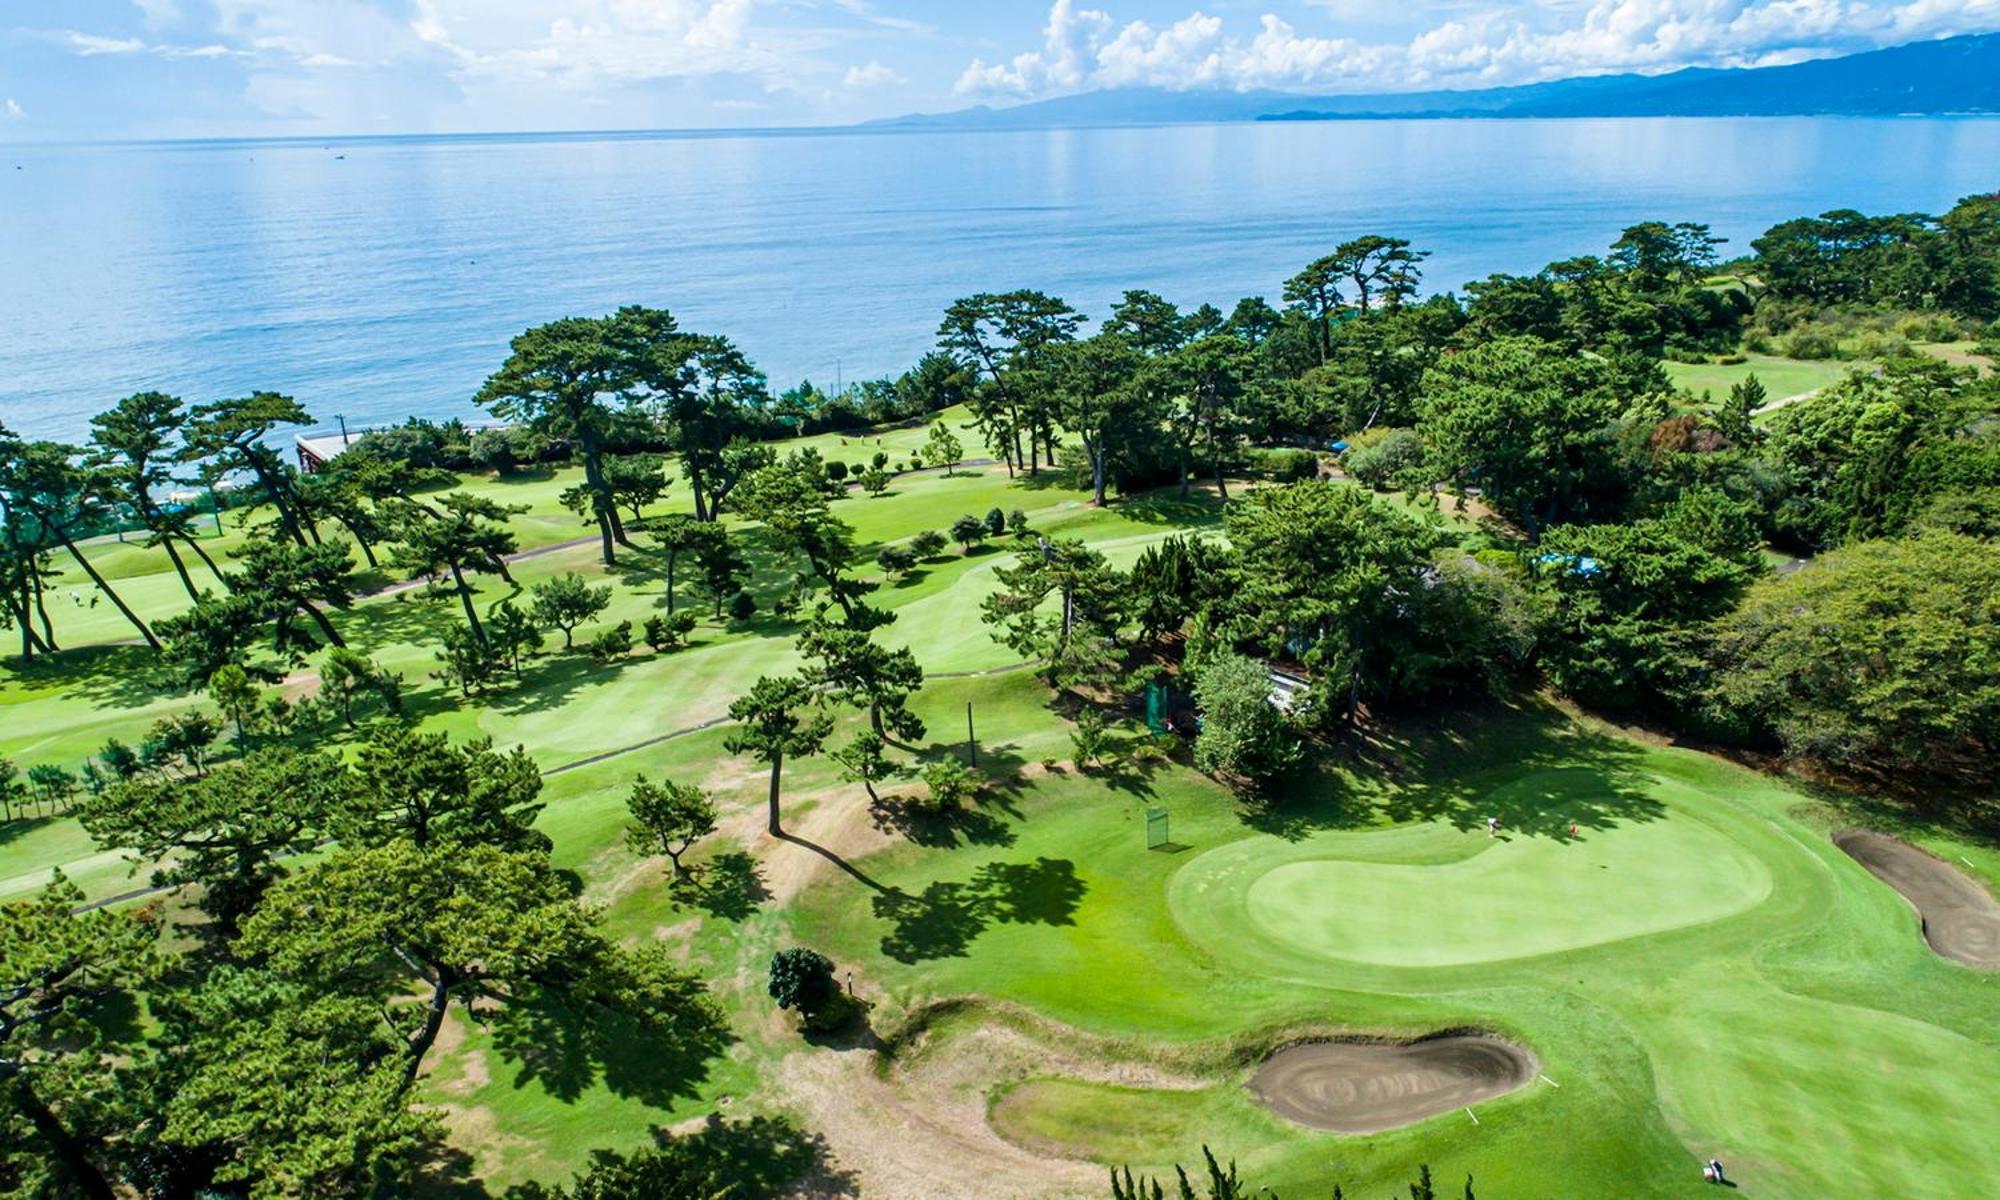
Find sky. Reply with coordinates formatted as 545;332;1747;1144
2;0;1998;140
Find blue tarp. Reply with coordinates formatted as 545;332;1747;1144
1536;552;1604;577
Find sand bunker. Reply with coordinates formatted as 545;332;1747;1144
1835;830;2000;970
1248;1035;1537;1133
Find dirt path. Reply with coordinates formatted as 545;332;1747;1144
1248;1036;1538;1134
1835;830;2000;970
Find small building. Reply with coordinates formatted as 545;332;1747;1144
295;430;367;473
1267;666;1310;712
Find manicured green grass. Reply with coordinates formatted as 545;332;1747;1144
790;703;2000;1199
8;406;1999;1198
1665;354;1864;404
1192;779;1773;968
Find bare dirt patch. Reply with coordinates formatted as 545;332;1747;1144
1248;1035;1538;1134
1835;830;2000;970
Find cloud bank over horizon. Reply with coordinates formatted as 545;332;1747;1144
956;0;2000;100
3;0;1998;139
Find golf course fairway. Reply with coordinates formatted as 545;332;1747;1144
790;704;2000;1199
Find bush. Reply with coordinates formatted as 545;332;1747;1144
910;529;948;558
1070;708;1109;768
643;610;698;652
983;507;1007;538
728;590;758;621
1848;330;1911;360
919;759;980;810
1251;447;1320;482
825;460;849;482
876;545;917;579
1781;329;1838;360
1716;352;1748;365
859;466;891;496
586;620;634;663
1191;653;1302;795
1008;508;1031;537
768;947;842;1031
1895;313;1963;343
872;451;890;470
950;515;987;552
1343;427;1425;487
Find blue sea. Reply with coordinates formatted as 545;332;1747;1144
3;117;1998;442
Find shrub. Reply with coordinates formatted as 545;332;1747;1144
876;545;917;579
1008;508;1031;537
727;590;758;621
1343;428;1425;487
910;529;948;558
872;451;890;470
920;759;980;810
1191;653;1302;795
643;610;698;652
1255;448;1320;482
1070;708;1109;769
825;460;849;482
1849;330;1912;360
768;947;843;1031
983;507;1007;538
859;466;891;496
1781;329;1838;360
1894;314;1963;343
586;620;634;663
950;514;987;552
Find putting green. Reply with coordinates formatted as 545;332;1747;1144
1177;771;1774;969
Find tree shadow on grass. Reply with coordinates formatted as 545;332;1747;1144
0;811;64;849
475;648;645;716
1246;697;1665;842
1106;488;1229;529
870;856;1086;963
486;982;733;1108
1074;742;1171;800
9;644;165;711
868;790;1019;849
672;849;769;921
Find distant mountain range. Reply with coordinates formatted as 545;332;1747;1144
867;33;2000;130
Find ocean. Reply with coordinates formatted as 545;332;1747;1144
3;117;1997;442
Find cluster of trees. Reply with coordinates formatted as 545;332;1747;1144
986;410;1992;798
936;201;1995;796
5;724;728;1198
1750;195;2000;317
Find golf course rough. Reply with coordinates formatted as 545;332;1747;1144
1835;830;2000;969
1248;1036;1538;1133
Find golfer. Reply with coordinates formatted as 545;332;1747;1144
1486;816;1500;837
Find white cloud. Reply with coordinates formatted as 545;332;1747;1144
68;33;149;56
958;0;2000;98
844;59;906;87
957;0;1115;96
65;30;245;60
395;0;810;89
3;99;23;120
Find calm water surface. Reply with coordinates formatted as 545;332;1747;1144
3;118;1997;440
